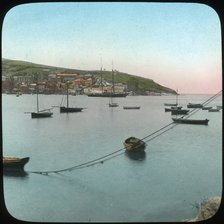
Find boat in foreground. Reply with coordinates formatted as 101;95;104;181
172;118;209;125
3;157;30;171
123;137;146;152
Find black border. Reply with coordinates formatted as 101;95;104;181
0;1;223;224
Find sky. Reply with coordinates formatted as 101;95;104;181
2;2;222;94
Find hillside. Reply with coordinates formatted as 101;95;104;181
2;58;177;95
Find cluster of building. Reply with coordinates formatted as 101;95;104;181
2;73;94;94
2;72;126;95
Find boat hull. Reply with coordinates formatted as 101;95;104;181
31;112;53;118
87;92;128;97
109;103;119;107
60;107;83;113
172;118;209;125
187;103;203;108
3;157;30;171
208;108;220;112
171;109;189;115
164;103;177;106
123;106;140;110
124;137;146;152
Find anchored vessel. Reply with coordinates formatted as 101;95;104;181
60;81;84;113
3;157;30;171
123;137;146;152
172;118;209;125
31;78;53;118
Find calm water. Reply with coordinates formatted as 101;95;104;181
2;93;222;222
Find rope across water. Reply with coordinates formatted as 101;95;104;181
28;90;222;175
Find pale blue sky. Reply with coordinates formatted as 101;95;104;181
2;2;222;93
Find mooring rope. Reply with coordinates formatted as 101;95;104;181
28;90;222;175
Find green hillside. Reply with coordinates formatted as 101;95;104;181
2;58;176;95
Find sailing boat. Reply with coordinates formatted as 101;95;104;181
164;90;178;106
109;66;119;107
60;81;83;113
31;80;53;118
87;59;127;97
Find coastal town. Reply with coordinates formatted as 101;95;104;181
2;72;127;96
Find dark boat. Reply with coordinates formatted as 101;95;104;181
87;92;128;97
32;110;53;118
3;157;30;171
202;106;213;110
172;117;209;125
123;106;140;110
187;103;203;108
123;137;146;152
165;107;183;112
164;103;177;106
31;79;53;118
60;81;84;113
171;109;189;115
208;108;220;112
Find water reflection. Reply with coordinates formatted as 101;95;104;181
125;150;146;161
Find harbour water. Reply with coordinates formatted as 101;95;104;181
2;93;222;222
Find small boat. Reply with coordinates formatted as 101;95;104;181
164;103;177;106
31;110;53;118
171;109;189;115
123;137;146;152
31;78;53;118
60;81;84;113
208;108;220;112
3;157;30;171
202;106;213;110
109;102;119;107
172;117;209;125
123;106;140;110
187;103;203;108
108;66;119;107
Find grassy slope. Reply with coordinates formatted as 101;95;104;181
2;58;176;94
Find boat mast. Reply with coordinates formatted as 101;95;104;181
176;89;178;105
100;56;103;93
112;61;115;94
66;81;69;108
36;74;39;113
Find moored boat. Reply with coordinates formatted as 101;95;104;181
208;108;220;112
3;157;30;171
202;106;213;110
109;102;119;107
31;110;53;118
123;106;140;110
123;137;146;152
60;81;84;113
171;109;189;115
172;118;209;125
187;103;203;108
164;103;177;106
